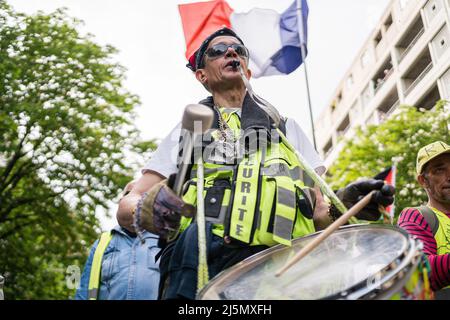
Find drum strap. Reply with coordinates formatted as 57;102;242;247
417;206;439;236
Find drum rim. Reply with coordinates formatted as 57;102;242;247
328;236;423;300
197;224;416;300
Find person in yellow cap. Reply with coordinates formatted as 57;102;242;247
398;141;450;300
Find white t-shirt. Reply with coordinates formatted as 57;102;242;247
143;115;325;178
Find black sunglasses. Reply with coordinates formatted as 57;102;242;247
204;43;249;60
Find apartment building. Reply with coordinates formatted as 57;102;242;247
315;0;450;168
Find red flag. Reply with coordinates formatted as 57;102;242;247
384;166;396;217
374;166;396;222
178;0;234;60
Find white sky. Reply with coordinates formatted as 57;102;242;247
7;0;390;229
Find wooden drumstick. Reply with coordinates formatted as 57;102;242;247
275;191;376;278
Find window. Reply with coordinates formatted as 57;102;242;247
330;102;336;113
375;31;383;46
337;91;342;104
323;139;333;157
384;14;393;30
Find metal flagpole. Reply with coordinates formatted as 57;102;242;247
296;0;317;151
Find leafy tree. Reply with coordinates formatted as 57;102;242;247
0;2;156;299
326;101;449;221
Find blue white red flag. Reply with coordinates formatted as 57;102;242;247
178;0;309;78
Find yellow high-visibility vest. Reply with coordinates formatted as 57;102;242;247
179;108;315;247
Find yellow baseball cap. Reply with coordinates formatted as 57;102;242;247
416;141;450;175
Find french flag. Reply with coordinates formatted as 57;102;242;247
178;0;309;78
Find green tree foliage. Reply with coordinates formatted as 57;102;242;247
0;2;156;299
327;102;449;221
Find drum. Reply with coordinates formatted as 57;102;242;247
198;225;433;300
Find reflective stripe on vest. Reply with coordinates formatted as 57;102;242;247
88;231;113;300
229;151;260;243
272;175;297;246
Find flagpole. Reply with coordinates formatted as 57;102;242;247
296;0;317;151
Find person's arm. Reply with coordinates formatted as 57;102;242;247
285;118;326;177
117;123;181;232
398;208;450;291
116;171;164;233
284;119;330;229
312;186;333;231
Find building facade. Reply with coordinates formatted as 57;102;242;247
315;0;450;168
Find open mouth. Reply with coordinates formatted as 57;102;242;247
224;60;240;70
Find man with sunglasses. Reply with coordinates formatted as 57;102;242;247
116;27;394;300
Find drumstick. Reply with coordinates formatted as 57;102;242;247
275;191;376;277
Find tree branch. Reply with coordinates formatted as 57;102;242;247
0;160;36;197
0;220;37;240
0;126;30;187
0;188;66;223
2;213;35;223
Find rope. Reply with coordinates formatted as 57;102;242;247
196;156;209;294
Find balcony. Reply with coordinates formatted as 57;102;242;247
396;15;425;63
403;48;433;97
416;85;441;110
323;139;333;159
385;100;400;117
404;62;433;96
399;28;425;62
377;88;400;122
374;67;394;95
337;114;351;138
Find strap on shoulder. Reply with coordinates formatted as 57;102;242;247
417;206;439;236
88;231;113;300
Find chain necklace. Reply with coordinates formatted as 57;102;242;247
211;105;239;162
214;105;237;141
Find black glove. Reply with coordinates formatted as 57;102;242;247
334;178;395;221
139;180;196;240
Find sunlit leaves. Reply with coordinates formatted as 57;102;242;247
327;102;450;221
0;2;156;299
